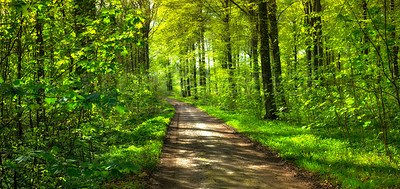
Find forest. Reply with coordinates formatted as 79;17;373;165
0;0;399;188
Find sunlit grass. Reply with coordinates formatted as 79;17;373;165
177;97;400;188
99;104;175;188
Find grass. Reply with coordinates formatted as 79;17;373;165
101;104;175;188
176;96;400;189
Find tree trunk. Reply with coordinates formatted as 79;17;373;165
292;21;298;73
192;43;198;99
223;0;236;102
167;57;173;91
200;24;206;94
17;17;23;141
268;0;286;107
223;0;232;71
362;0;369;56
186;59;191;97
312;0;323;81
259;1;277;120
391;0;399;78
250;3;261;93
35;13;45;134
304;0;313;87
180;59;186;97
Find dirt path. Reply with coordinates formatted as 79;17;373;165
149;99;313;189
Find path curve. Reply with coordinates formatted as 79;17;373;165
149;98;312;189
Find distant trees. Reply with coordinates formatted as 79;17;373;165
154;0;282;117
154;0;400;165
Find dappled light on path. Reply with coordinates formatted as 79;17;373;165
149;99;311;188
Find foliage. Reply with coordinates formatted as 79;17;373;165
0;0;169;188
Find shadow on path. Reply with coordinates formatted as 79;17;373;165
149;98;311;189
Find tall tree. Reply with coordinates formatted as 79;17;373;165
268;0;286;107
250;0;261;93
304;0;313;87
313;0;323;77
199;17;207;95
259;0;277;119
192;43;198;99
390;0;399;78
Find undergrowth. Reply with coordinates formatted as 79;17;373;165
100;103;175;188
176;97;400;189
61;101;175;188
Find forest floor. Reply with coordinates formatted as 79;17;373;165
148;99;318;188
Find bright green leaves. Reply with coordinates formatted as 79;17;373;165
9;0;29;16
121;47;129;56
16;150;56;164
0;0;158;188
13;79;23;86
103;17;111;24
45;97;57;105
115;104;127;114
105;160;137;178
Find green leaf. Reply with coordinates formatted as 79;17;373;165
4;162;18;170
83;169;94;176
45;98;57;105
41;153;56;163
0;77;3;83
121;49;129;56
66;167;81;177
49;164;64;174
86;92;100;102
76;95;85;100
16;155;30;163
111;169;123;178
10;1;28;16
115;105;126;114
13;79;23;86
52;146;60;153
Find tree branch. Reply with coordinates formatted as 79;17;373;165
229;0;250;16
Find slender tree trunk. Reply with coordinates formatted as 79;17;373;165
223;1;233;71
362;0;369;56
200;24;206;94
36;13;45;133
17;21;23;141
250;4;261;93
144;30;150;72
167;57;173;91
259;1;277;120
223;0;236;103
268;0;286;107
390;0;399;78
192;43;198;99
186;59;191;97
293;21;298;73
180;60;186;97
208;51;211;94
312;0;323;82
304;0;313;87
